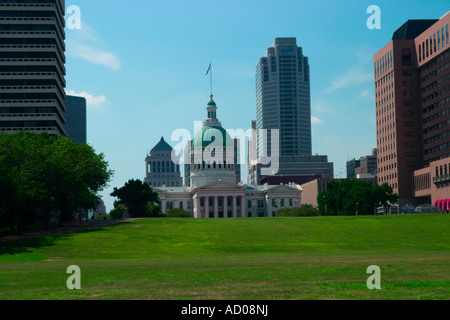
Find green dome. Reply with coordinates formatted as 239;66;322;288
207;99;216;106
192;126;233;148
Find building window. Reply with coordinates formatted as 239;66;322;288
179;201;183;209
447;25;449;45
438;30;441;50
419;44;422;62
401;48;411;66
434;34;437;52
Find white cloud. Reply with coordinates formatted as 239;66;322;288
325;69;372;94
69;45;121;71
324;47;374;94
66;21;121;71
313;101;334;114
65;90;107;108
311;116;323;125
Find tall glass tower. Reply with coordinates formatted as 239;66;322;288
251;38;333;185
256;37;311;158
0;0;66;135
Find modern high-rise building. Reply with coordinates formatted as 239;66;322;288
64;95;86;144
0;0;66;135
375;11;450;206
256;37;311;157
250;37;333;185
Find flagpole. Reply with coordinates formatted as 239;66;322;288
210;63;213;96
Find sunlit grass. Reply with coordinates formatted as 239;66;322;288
0;214;449;299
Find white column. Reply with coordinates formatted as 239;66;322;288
214;196;219;218
193;197;197;218
232;196;237;218
205;196;209;218
161;200;166;214
224;196;228;218
241;196;246;217
195;197;200;218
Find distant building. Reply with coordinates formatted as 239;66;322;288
64;95;87;144
346;159;360;179
144;137;183;188
347;149;377;179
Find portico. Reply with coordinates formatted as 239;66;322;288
192;181;247;218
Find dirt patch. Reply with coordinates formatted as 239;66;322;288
0;218;140;243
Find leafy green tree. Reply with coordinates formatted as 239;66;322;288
110;179;160;218
317;179;398;216
0;132;113;233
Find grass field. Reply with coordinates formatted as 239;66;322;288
0;214;449;300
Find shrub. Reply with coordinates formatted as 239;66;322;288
166;208;193;218
276;205;321;217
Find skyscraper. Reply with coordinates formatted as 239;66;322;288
375;12;450;205
256;37;311;157
64;95;86;144
0;0;66;135
250;38;333;185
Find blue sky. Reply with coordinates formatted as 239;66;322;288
64;0;450;211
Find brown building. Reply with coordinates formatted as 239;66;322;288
414;157;450;208
374;12;450;206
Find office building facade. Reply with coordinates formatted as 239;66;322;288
0;0;66;135
375;12;450;205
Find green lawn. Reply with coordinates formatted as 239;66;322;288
0;214;449;300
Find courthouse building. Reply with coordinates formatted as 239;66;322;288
150;95;303;218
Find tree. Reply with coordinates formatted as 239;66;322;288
0;132;113;233
317;179;398;216
110;179;160;218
